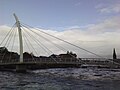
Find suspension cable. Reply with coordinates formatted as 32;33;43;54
22;24;67;52
9;27;17;62
22;29;38;60
4;27;15;48
17;22;120;66
21;26;58;63
22;32;35;62
0;23;16;46
22;26;54;55
22;24;78;59
22;27;50;54
21;23;105;59
1;26;16;62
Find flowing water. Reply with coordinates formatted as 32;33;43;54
0;68;120;90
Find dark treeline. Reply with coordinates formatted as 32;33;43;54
0;47;77;62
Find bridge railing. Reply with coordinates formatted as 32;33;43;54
0;57;81;64
80;58;113;66
0;58;114;66
23;58;81;64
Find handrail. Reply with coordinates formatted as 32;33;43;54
0;58;112;65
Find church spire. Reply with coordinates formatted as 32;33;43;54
113;48;117;59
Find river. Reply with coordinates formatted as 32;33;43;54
0;68;120;90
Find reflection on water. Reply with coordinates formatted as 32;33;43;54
0;68;120;90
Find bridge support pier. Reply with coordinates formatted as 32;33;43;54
16;64;27;72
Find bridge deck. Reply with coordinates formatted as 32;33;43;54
0;58;81;65
0;58;118;66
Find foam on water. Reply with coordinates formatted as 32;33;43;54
0;68;120;90
33;68;120;80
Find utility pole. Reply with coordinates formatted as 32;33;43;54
13;13;23;63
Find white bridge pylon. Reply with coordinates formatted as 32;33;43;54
13;13;23;63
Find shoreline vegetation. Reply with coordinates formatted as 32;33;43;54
0;47;77;61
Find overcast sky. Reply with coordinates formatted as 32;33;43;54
0;0;120;58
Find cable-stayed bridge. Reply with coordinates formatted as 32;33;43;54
0;14;119;72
